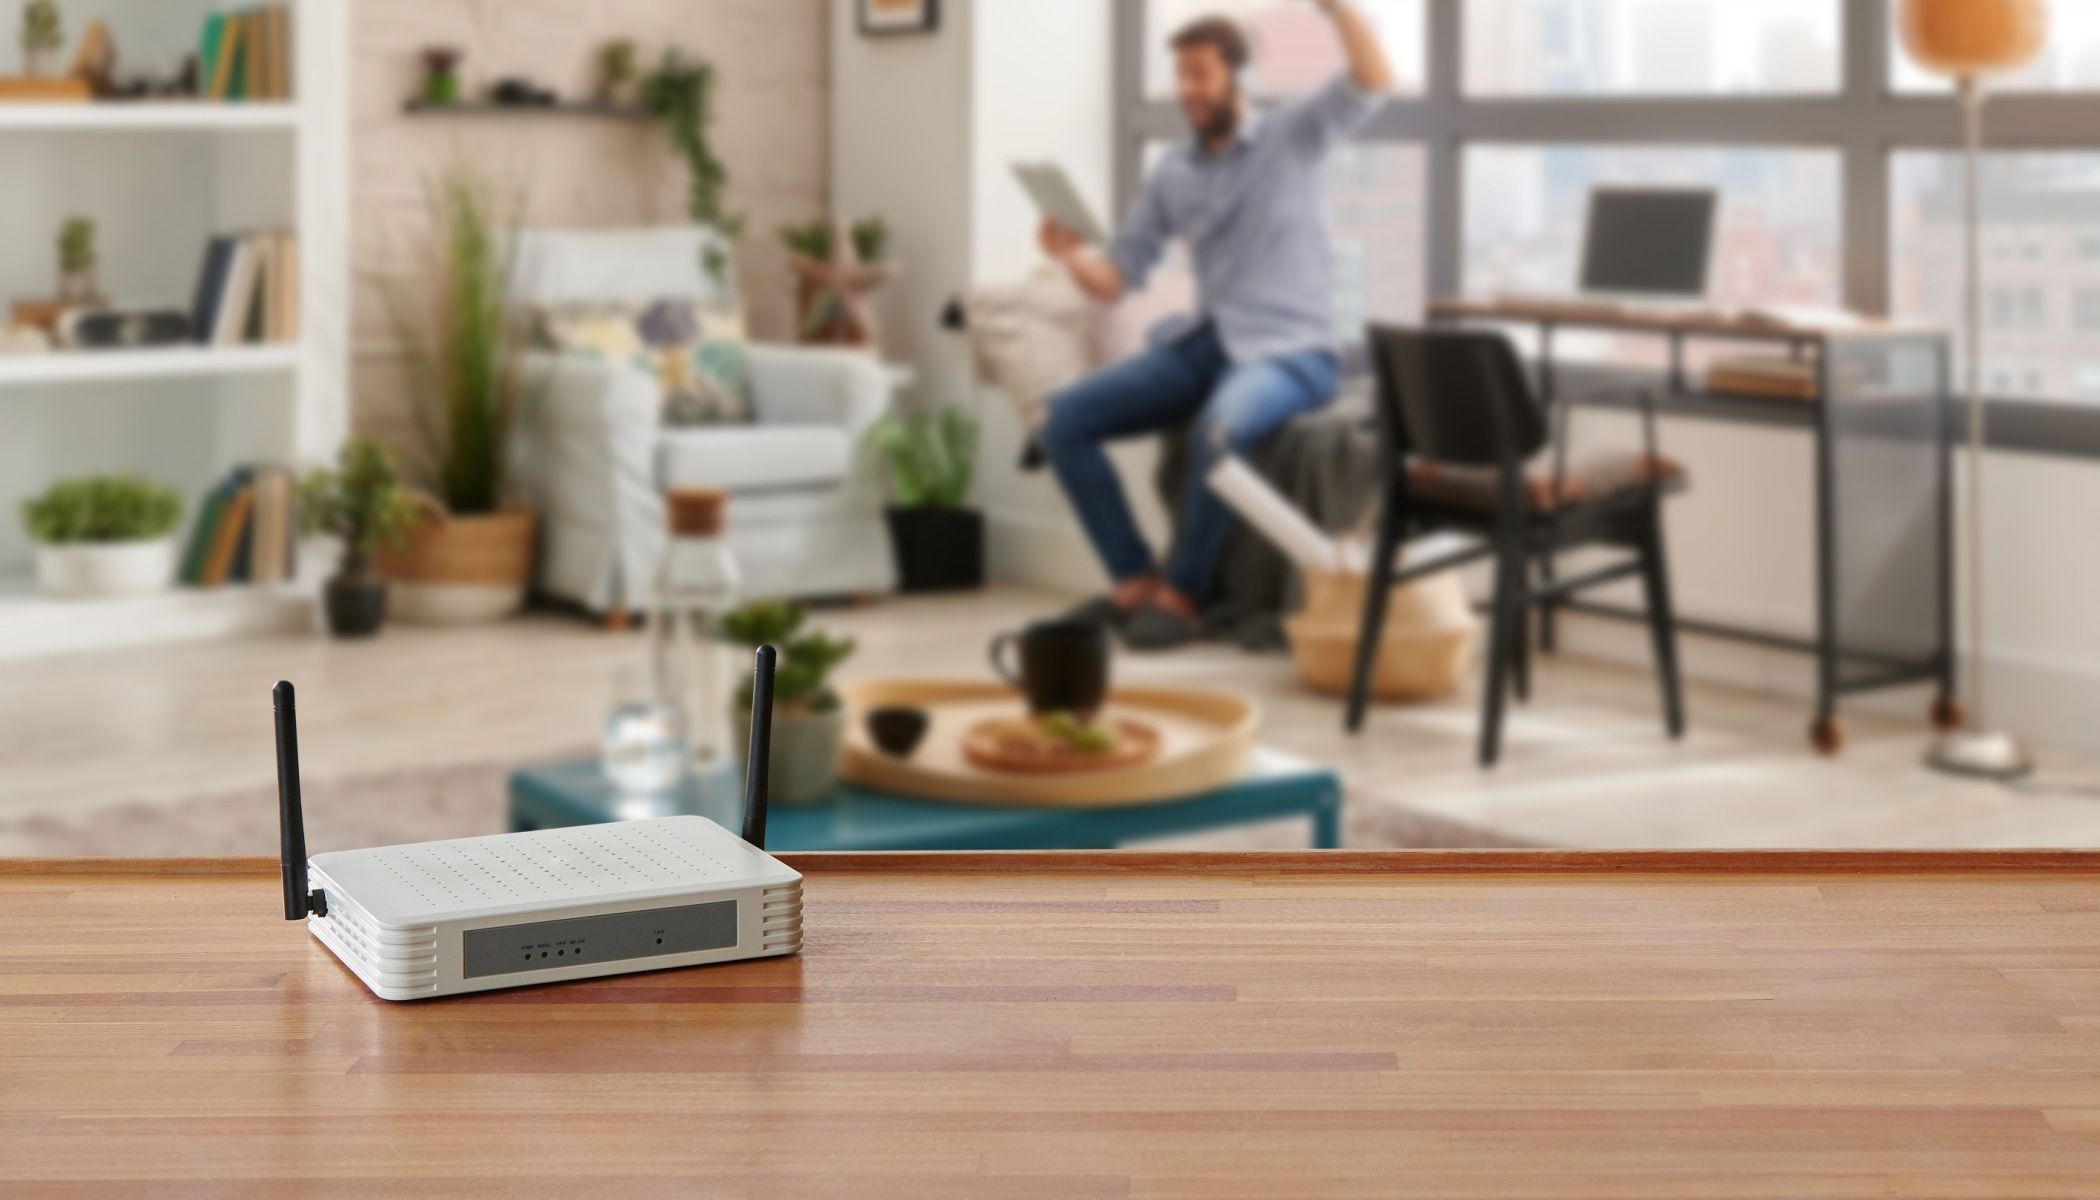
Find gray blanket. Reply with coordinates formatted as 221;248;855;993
1155;380;1386;650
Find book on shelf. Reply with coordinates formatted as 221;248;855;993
182;465;297;588
201;5;293;103
1706;354;1820;402
188;229;299;346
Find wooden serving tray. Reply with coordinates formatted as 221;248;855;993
839;679;1258;808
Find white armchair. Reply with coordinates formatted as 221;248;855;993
509;227;897;616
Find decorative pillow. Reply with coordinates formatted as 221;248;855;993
962;269;1098;431
533;298;753;427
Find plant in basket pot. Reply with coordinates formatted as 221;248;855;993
720;599;857;806
377;154;539;625
867;407;983;592
299;438;421;639
20;475;183;599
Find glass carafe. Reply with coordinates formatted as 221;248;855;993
653;489;743;771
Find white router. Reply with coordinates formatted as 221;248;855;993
277;647;802;1001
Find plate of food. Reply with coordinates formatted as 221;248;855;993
961;712;1163;775
838;680;1258;808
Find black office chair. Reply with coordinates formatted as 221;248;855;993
1344;326;1688;768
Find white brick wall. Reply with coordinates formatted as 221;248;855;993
349;0;830;444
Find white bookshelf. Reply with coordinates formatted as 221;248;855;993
0;0;347;661
0;102;302;131
0;343;299;387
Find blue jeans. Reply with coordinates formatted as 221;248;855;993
1040;323;1339;602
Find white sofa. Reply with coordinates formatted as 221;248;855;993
510;227;897;616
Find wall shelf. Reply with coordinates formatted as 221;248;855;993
0;345;299;389
402;100;651;120
0;102;301;131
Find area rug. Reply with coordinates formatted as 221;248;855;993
0;755;1516;858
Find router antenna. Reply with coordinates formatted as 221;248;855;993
274;681;325;920
741;645;777;849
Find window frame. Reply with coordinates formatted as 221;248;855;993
1112;0;2100;458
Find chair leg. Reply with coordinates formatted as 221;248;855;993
1478;537;1521;769
1638;505;1686;740
1535;555;1559;655
1509;556;1533;705
1344;498;1405;734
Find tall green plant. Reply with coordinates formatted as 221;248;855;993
640;51;741;283
382;155;528;515
298;438;421;581
867;408;977;510
20;1;61;56
58;216;94;274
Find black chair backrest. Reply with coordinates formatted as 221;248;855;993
1366;325;1549;469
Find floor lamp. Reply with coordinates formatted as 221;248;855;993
1899;0;2049;780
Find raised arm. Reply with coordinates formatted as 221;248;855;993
1317;0;1394;93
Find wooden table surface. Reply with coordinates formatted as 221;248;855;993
7;852;2100;1199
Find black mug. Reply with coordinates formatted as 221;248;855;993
988;620;1111;716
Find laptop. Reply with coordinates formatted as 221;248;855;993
1578;186;1718;306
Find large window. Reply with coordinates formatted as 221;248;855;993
1121;1;2100;436
1145;0;1425;97
1467;0;1840;96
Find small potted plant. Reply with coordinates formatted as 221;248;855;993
867;407;983;592
21;475;182;598
56;216;98;306
720;599;857;806
299;437;421;639
20;0;63;77
595;39;637;106
420;46;462;106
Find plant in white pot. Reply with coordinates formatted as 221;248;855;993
21;475;183;599
720;599;857;806
376;154;538;625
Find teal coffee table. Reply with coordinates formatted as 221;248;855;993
507;749;1343;850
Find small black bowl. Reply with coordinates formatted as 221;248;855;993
866;707;931;759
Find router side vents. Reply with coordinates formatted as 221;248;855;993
760;882;804;955
308;872;440;997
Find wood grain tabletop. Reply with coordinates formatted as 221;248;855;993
6;852;2100;1199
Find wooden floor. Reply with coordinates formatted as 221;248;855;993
6;854;2100;1198
6;587;2100;850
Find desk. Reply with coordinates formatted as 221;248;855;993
1431;298;1956;751
7;852;2100;1196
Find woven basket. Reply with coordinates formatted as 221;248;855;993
1285;570;1478;702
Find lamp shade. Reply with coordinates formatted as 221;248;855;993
1900;0;2049;77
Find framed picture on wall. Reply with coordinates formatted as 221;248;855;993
859;0;939;37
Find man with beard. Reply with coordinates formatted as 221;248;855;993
1039;1;1393;650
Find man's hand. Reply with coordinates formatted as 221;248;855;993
1039;218;1085;264
1039;217;1125;304
1313;0;1395;91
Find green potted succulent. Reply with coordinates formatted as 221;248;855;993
720;599;857;805
20;0;63;77
867;407;983;592
299;437;421;638
57;215;97;305
595;39;638;106
21;475;183;598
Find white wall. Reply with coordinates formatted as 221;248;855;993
831;0;1130;587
